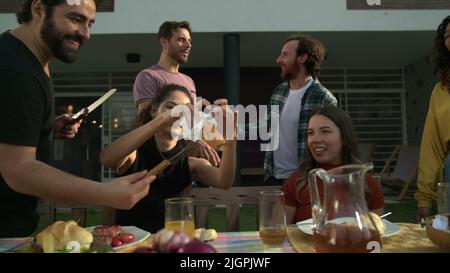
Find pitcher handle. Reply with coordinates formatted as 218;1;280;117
361;162;374;174
309;168;326;230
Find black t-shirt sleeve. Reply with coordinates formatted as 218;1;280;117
0;71;46;147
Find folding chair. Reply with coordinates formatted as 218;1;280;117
378;145;420;200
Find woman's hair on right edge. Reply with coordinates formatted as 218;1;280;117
432;16;450;92
137;84;192;126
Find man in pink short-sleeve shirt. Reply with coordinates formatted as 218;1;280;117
132;21;221;166
133;21;196;114
134;63;196;108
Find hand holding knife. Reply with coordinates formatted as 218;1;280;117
54;88;117;139
72;88;117;121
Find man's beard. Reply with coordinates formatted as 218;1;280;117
280;61;300;81
41;17;85;63
168;47;188;64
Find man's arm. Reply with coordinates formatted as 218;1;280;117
0;143;155;209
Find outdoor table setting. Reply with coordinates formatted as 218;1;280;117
118;223;448;253
1;220;449;253
115;221;450;253
208;224;450;253
2;166;450;254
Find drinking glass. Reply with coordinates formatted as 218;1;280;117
258;191;286;245
437;183;450;214
165;197;195;239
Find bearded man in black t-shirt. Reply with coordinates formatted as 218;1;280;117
0;0;155;237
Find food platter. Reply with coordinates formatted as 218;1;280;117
87;226;150;250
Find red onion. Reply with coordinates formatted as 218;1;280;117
151;229;217;253
177;239;217;253
166;231;191;252
153;229;174;252
153;229;191;252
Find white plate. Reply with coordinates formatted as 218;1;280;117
87;226;151;250
296;218;401;237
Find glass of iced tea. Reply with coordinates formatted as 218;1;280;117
258;191;286;246
437;183;450;214
165;197;195;239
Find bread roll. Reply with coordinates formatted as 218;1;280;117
194;228;218;241
369;212;387;235
36;220;93;253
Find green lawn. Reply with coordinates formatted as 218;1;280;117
384;200;420;223
36;200;419;234
206;205;258;232
205;200;420;232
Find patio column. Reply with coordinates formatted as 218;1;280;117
224;33;241;186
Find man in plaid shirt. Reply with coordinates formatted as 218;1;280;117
264;34;337;184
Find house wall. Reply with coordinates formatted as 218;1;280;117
1;0;447;33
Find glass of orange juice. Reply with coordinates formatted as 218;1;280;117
165;197;195;239
259;191;286;246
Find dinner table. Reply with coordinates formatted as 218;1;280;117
117;222;449;253
1;222;448;253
